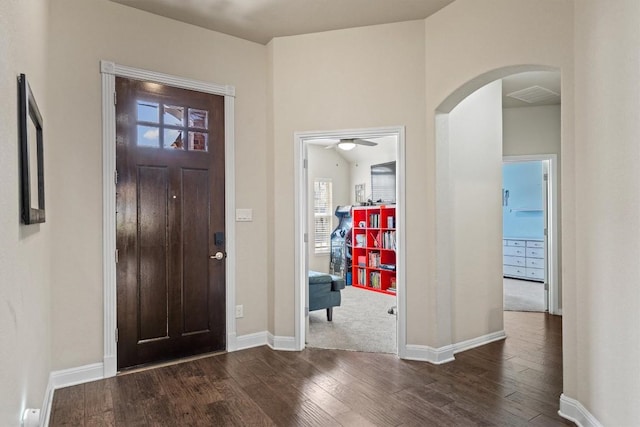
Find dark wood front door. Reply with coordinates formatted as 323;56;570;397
115;77;226;370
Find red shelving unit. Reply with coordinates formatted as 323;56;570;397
351;205;396;295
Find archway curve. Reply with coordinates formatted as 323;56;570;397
434;63;561;358
436;64;559;113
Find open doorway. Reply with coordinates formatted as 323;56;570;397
294;127;406;355
433;66;562;359
501;71;561;315
502;156;558;314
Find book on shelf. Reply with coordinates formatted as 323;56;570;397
368;252;380;268
358;268;367;285
382;230;396;250
369;271;381;289
369;213;380;228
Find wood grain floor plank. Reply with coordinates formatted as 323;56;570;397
49;311;573;427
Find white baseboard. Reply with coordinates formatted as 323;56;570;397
267;333;297;351
50;362;105;389
235;331;268;351
40;376;55;427
103;355;117;378
402;330;506;364
226;332;238;352
559;394;603;427
42;363;105;426
404;344;455;364
453;330;506;354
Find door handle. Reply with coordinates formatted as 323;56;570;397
210;252;225;260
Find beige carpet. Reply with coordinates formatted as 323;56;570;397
503;277;546;312
307;285;397;354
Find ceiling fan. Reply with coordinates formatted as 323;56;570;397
326;138;378;151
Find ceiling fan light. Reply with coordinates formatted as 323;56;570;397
338;141;356;151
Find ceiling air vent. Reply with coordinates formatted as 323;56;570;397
506;85;559;104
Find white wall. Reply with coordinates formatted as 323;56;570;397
349;140;397;204
0;0;52;424
503;105;561;157
307;145;350;273
573;0;640;424
269;20;427;337
503;105;563;308
47;0;269;369
449;81;504;342
423;0;575;376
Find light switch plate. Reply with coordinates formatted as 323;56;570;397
236;208;253;222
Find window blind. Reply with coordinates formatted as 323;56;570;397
313;178;333;254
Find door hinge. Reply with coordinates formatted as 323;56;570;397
115;249;119;263
544;228;548;236
303;158;308;169
115;328;119;343
304;233;308;243
114;169;119;185
544;173;548;181
304;307;309;316
113;92;117;105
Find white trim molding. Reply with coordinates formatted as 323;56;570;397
559;394;604;427
404;344;455;364
294;126;407;357
403;330;506;364
42;363;106;426
100;60;236;375
40;378;55;427
235;332;268;351
453;330;507;354
267;334;298;351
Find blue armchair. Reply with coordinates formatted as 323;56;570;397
308;270;345;321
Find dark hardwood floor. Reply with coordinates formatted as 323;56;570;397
50;311;572;426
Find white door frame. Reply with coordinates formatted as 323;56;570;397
100;61;237;377
503;154;560;315
293;126;407;356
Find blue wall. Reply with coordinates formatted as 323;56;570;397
503;161;544;239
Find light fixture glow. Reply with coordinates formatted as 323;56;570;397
338;141;356;151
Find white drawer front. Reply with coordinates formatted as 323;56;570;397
526;240;544;248
504;256;526;267
504;265;526;277
526;248;544;258
526;267;545;280
504;246;526;257
526;258;544;268
505;240;525;247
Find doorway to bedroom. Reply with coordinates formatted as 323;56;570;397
294;127;405;355
502;158;550;313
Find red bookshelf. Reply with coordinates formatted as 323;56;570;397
351;205;396;295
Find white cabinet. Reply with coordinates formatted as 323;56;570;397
503;238;545;282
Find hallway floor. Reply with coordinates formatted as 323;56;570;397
49;311;570;426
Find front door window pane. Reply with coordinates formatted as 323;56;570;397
164;129;183;150
164;105;184;127
137;125;160;147
189;108;208;129
137;101;159;123
189;132;208;152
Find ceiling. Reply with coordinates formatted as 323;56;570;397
108;0;455;44
107;1;560;107
502;71;561;108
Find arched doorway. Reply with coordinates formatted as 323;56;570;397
434;65;562;351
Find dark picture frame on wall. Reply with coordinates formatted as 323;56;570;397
18;73;45;224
